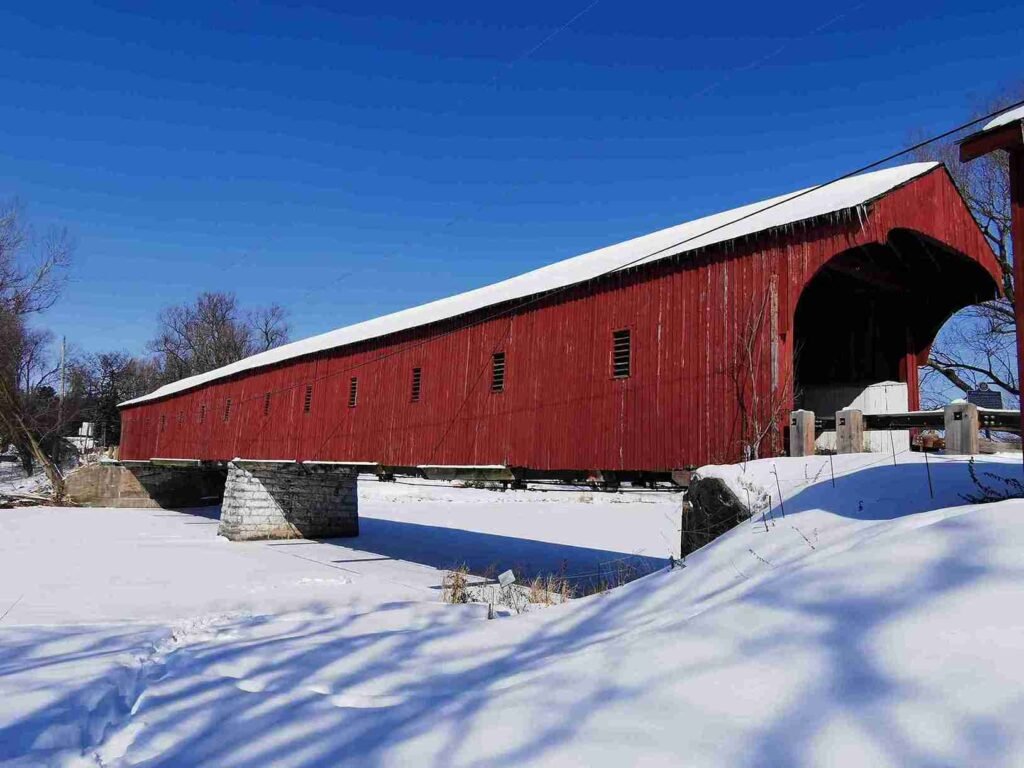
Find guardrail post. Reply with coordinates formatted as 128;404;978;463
789;410;816;457
835;409;864;454
944;401;979;455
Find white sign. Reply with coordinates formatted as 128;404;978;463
498;570;516;587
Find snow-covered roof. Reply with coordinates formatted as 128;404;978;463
121;161;938;407
982;104;1024;132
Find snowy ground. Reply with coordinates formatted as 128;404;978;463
3;454;1024;766
358;479;675;583
0;462;48;496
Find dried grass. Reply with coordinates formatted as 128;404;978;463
441;564;471;604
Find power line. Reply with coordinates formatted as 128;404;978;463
102;1;856;361
224;93;1024;453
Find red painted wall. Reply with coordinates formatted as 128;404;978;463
119;168;1000;470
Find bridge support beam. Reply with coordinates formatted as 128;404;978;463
218;461;359;541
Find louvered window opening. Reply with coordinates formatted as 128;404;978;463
612;329;631;378
348;377;359;408
491;352;506;392
143;331;638;451
411;367;422;402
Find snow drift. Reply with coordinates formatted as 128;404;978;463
3;452;1024;766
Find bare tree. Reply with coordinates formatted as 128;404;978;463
0;316;67;484
915;86;1022;406
72;351;163;446
0;201;74;495
7;325;57;395
0;200;72;315
248;303;291;352
727;287;795;460
148;291;290;381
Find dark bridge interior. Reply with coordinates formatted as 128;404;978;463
794;228;1000;414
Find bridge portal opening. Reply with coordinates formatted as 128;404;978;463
793;229;999;421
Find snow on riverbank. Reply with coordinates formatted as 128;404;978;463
358;478;678;580
0;464;49;497
3;454;1024;766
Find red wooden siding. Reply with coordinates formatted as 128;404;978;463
120;167;1001;470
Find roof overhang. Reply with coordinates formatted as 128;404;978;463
959;106;1024;162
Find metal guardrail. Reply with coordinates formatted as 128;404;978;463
814;409;1020;434
977;409;1022;432
794;404;1020;457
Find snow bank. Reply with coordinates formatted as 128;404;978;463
0;466;49;497
4;452;1024;766
358;478;678;578
0;624;170;767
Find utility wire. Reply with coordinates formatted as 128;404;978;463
224;92;1024;457
126;1;851;380
300;96;1024;460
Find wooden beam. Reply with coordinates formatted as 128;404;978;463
1012;150;1024;440
821;257;911;293
150;458;202;468
960;121;1024;162
418;464;516;482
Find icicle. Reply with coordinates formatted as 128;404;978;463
855;203;868;232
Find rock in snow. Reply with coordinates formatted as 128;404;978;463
2;453;1024;766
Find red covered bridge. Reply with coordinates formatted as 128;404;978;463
119;162;1000;479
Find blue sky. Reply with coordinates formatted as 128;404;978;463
1;0;1022;355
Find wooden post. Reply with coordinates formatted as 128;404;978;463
959;112;1024;440
789;410;815;457
944;401;979;456
1011;150;1024;439
900;327;920;411
835;409;864;454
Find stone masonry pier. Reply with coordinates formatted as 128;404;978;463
218;460;359;541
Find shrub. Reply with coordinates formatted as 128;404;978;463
962;457;1024;503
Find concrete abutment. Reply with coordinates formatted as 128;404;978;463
66;460;359;543
65;462;227;508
